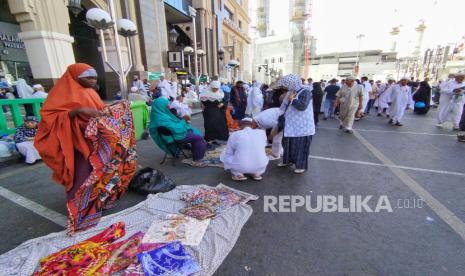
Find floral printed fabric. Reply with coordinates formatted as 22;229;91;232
67;101;137;234
34;222;131;275
179;185;250;220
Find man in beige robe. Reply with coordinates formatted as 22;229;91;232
334;76;363;133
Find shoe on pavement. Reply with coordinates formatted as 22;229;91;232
436;123;443;127
294;169;306;174
339;125;344;129
268;155;280;161
251;174;263;181
388;119;393;124
395;122;403;126
277;162;292;167
377;113;382;117
232;174;247;181
345;129;353;134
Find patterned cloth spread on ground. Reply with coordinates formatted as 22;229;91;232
68;100;137;234
180;184;258;220
0;184;257;276
33;222;143;275
182;145;272;168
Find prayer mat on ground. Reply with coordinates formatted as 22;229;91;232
0;184;257;276
68;100;137;234
182;146;273;168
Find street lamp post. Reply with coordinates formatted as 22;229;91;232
183;46;194;76
197;49;206;76
188;6;199;91
85;1;138;99
355;34;365;76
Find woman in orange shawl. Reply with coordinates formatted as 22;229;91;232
35;63;136;233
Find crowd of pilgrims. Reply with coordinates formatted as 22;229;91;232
4;63;465;182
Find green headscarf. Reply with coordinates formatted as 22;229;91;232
149;97;201;154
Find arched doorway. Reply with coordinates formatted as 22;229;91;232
68;7;107;99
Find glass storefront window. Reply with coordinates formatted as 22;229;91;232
0;61;33;84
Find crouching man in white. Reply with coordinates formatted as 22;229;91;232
14;116;41;164
220;118;269;181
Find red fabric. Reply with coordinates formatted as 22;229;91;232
34;63;105;191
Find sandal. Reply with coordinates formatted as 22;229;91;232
277;163;291;167
191;160;206;168
232;174;247;181
294;169;306;174
251;174;263;181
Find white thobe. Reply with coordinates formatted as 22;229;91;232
437;80;465;127
254;108;283;157
376;84;393;113
31;91;48;99
220;127;269;176
170;100;192;117
245;87;264;117
390;84;412;123
169;82;178;99
132;80;147;95
361;81;372;110
16;141;41;164
158;80;171;99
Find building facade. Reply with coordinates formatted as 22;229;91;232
1;0;252;99
221;0;251;82
252;34;292;83
309;50;399;81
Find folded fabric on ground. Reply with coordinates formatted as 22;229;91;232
142;214;210;246
0;184;257;276
138;241;200;275
183;146;273;168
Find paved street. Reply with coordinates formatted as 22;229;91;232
1;109;465;275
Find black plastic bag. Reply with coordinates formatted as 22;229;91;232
129;167;176;195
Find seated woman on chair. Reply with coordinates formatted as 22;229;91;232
149;97;207;167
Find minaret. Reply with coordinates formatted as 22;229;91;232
412;20;427;58
289;0;312;76
389;26;401;52
256;0;270;38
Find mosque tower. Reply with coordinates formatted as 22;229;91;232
412;20;427;58
289;0;313;77
256;0;271;38
389;26;401;52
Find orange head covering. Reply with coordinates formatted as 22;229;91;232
35;63;105;191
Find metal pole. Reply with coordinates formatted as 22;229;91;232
187;54;191;75
108;0;127;99
191;14;199;91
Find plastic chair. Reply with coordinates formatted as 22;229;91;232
157;126;189;165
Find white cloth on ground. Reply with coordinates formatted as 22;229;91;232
220;127;269;175
16;141;41;164
0;184;258;276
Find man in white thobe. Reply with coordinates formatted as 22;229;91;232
220;118;269;181
168;78;178;99
437;72;465;130
361;76;372;115
389;77;412;126
335;76;363;133
158;76;171;99
252;107;283;160
376;78;396;117
31;84;48;99
132;75;147;96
